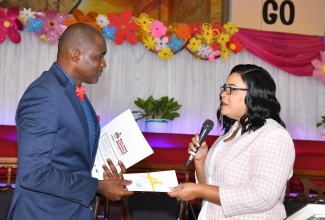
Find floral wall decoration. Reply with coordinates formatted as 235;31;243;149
0;7;243;61
0;7;23;44
311;51;325;85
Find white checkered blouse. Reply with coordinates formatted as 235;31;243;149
198;119;295;220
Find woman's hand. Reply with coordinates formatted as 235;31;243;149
168;183;221;205
189;134;208;162
167;183;200;201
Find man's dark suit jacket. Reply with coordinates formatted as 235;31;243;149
8;63;101;220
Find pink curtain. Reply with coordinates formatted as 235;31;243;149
235;28;325;77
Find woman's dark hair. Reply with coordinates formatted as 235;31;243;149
217;64;285;135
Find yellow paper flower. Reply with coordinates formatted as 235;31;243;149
217;33;230;46
197;23;219;45
224;22;238;35
135;13;154;33
158;48;173;60
143;35;156;51
39;34;47;43
220;46;231;60
203;29;213;44
187;37;201;52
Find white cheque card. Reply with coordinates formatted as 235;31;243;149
92;109;154;180
123;170;179;192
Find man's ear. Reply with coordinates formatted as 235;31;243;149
71;49;81;63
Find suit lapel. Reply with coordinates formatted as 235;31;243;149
51;63;99;166
50;64;91;162
67;85;90;140
84;95;100;165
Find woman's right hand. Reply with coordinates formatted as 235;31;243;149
189;134;208;161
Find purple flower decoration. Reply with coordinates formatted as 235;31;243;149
34;9;69;44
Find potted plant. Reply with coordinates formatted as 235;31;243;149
132;95;181;132
316;116;325;137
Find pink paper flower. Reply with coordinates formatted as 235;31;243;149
0;7;23;44
311;51;325;85
150;20;167;38
108;10;139;45
35;9;69;45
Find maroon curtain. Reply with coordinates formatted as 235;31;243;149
235;28;325;77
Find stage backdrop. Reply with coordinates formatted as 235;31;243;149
0;1;324;141
0;0;223;24
0;31;324;141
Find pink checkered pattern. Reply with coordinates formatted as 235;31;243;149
199;119;295;219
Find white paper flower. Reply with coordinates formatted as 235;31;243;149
197;44;212;58
96;14;109;28
154;36;169;51
19;8;35;23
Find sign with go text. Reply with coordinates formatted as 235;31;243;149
231;0;325;36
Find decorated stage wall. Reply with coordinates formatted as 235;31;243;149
0;0;325;140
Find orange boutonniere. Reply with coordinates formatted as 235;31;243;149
76;86;85;101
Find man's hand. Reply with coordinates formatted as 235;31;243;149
102;158;126;180
97;179;133;201
97;158;133;200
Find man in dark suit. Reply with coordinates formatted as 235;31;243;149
8;23;133;219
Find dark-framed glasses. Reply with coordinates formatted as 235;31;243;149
220;85;248;95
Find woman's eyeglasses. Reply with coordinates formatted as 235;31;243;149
220;85;248;95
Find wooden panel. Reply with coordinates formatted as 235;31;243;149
293;169;325;179
0;157;17;167
231;0;325;36
231;0;263;30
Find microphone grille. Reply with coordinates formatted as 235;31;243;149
203;119;214;131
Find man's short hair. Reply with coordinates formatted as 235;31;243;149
58;23;103;53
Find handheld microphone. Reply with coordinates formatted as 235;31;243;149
185;119;214;167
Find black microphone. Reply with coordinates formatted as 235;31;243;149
185;119;214;167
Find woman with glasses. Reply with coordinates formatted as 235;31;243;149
168;64;295;219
